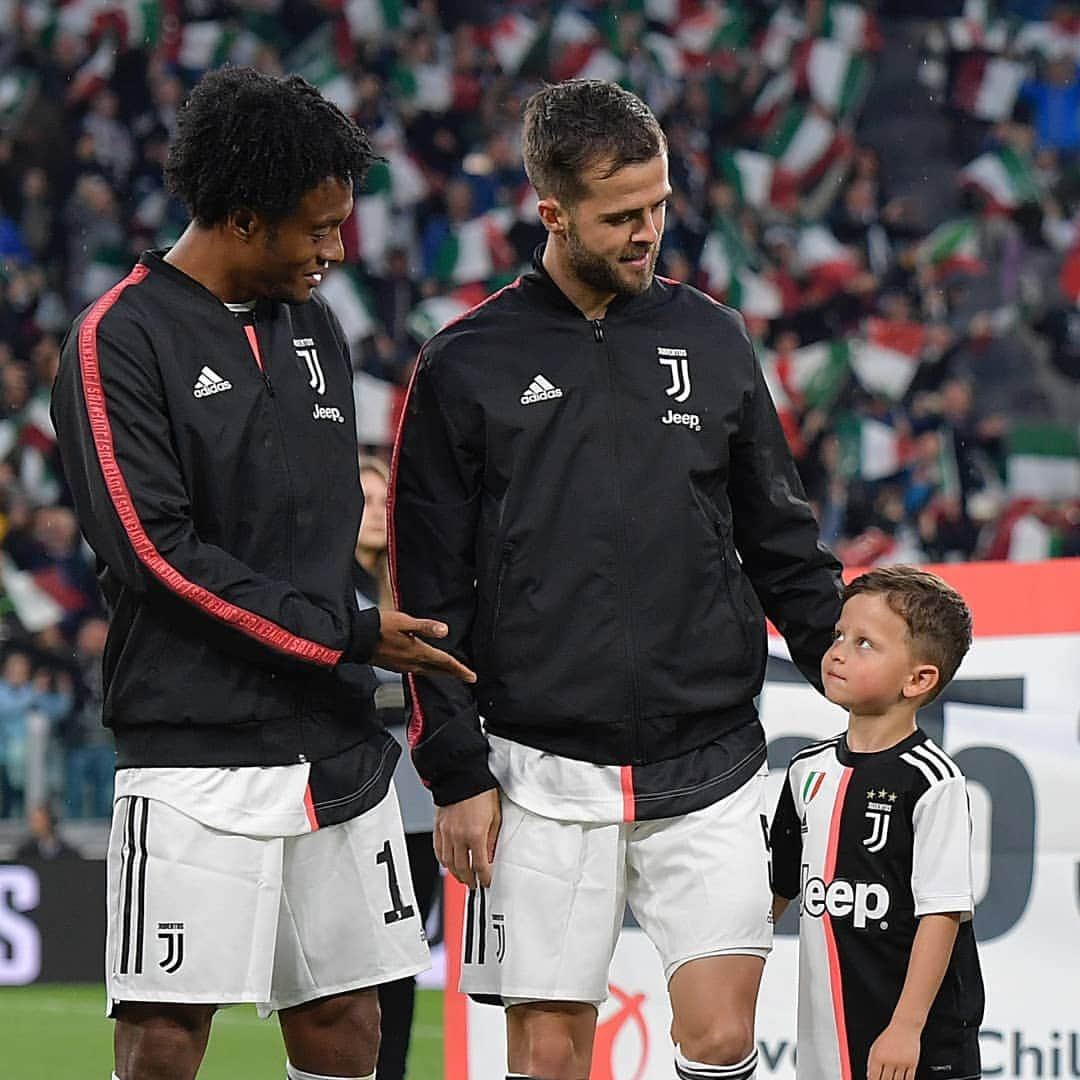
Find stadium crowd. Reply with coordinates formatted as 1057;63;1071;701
0;0;1078;822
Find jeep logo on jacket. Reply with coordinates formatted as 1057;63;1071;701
391;252;842;808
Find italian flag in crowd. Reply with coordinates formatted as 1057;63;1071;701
548;9;623;82
0;68;37;129
796;225;861;290
1007;423;1080;501
794;37;871;117
405;293;477;345
834;409;906;483
765;106;850;204
343;160;392;269
430;211;515;288
761;339;852;434
913;218;984;277
699;220;782;319
849;317;924;401
821;1;883;52
486;12;545;76
318;267;379;347
756;7;806;71
959;147;1041;212
950;55;1026;122
745;70;796;136
674;2;751;62
344;0;404;43
716;149;775;210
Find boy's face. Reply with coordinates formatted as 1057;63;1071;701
822;592;938;714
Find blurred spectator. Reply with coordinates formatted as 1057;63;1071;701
0;650;72;818
63;617;114;820
1021;59;1080;156
13;802;81;861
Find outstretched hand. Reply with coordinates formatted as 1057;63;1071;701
371;610;477;684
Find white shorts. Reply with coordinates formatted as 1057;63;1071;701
105;785;430;1016
460;767;772;1006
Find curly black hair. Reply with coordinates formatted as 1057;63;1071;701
165;66;378;226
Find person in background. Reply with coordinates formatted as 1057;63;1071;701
355;454;441;1080
14;801;81;860
63;616;115;819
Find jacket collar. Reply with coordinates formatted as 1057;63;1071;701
140;250;276;319
519;243;672;321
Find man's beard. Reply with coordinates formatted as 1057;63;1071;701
566;218;655;298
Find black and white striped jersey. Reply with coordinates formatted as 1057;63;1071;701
770;728;984;1080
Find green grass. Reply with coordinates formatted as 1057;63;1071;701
0;984;443;1079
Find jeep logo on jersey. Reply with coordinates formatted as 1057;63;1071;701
312;403;346;424
293;338;325;395
658;346;691;402
801;866;890;929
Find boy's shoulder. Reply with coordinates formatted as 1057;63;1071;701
786;733;844;771
895;731;967;797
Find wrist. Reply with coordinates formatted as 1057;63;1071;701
889;1010;927;1032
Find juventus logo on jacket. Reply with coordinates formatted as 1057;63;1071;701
293;337;325;395
658;346;691;402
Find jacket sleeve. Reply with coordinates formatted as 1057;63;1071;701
769;768;803;900
51;310;381;673
728;325;843;691
390;347;496;806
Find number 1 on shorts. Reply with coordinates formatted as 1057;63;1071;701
376;839;416;924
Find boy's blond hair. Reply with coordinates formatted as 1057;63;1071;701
842;566;973;704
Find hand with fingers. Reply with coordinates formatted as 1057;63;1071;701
434;789;502;889
371;610;477;683
866;1019;920;1080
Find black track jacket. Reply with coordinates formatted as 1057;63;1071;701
392;255;844;807
52;253;385;772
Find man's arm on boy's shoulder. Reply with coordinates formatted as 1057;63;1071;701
867;912;962;1080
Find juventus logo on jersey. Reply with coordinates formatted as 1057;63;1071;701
863;789;898;853
658;346;691;402
157;922;185;973
293;337;325;395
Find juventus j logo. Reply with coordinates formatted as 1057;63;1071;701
293;338;325;395
157;922;185;973
658;347;691;402
863;808;891;853
492;912;506;963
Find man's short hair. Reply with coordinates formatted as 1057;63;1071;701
843;566;973;703
165;66;378;226
521;79;667;207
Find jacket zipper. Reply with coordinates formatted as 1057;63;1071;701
490;541;514;646
243;320;297;695
717;536;751;656
594;318;644;762
242;322;275;396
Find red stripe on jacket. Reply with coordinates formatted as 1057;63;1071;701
78;265;342;667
